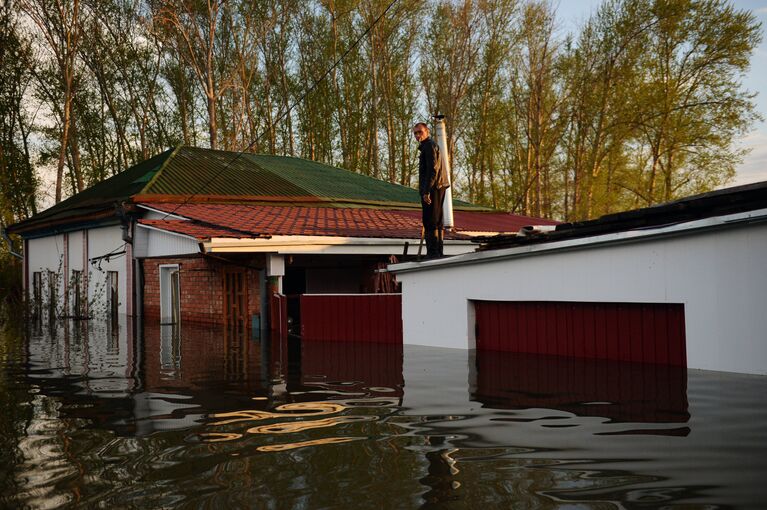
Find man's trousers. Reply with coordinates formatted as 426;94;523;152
422;187;446;259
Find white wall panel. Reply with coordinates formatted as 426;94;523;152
396;222;767;375
27;235;65;278
68;230;84;272
134;225;198;258
87;226;128;316
27;235;66;306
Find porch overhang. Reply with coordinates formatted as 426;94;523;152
202;235;475;256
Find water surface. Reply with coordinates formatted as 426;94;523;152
1;319;765;509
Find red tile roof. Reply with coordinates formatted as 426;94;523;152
138;220;249;239
137;202;558;240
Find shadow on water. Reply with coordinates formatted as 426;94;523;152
0;318;765;508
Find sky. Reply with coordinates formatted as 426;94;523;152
557;0;767;187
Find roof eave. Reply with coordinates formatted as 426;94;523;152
7;207;130;237
202;235;474;255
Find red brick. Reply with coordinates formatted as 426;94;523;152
142;255;262;325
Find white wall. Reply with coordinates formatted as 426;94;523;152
25;222;200;321
87;226;129;316
133;225;199;258
396;221;767;375
68;230;84;272
27;234;66;307
27;226;132;317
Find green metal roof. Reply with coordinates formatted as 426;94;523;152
143;146;462;207
29;148;174;222
10;145;487;234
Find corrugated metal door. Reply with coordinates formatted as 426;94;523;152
474;301;686;366
300;294;402;343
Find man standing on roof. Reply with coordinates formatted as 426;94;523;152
413;122;450;258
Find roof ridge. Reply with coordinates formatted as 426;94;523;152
139;144;183;195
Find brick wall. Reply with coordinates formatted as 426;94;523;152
142;255;262;324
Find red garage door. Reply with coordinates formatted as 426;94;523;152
474;301;686;366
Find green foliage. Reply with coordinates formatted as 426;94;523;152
0;1;37;225
0;0;762;223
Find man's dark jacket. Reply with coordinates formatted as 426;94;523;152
418;138;450;195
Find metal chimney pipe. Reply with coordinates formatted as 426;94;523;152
433;114;454;229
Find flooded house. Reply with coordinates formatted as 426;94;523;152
7;145;553;333
389;181;767;375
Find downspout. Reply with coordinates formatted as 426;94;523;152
1;226;23;259
116;201;133;244
433;114;454;229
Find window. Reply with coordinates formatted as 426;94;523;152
107;271;119;322
159;265;180;324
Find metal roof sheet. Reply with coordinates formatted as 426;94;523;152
142;147;483;208
145;147;309;197
9;145;495;234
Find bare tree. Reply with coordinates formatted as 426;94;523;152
21;0;85;202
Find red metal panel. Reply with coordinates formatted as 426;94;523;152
488;302;500;352
605;303;619;361
523;303;533;353
615;304;629;362
572;303;585;359
555;303;566;357
531;303;540;354
498;300;509;352
583;304;596;359
594;303;607;360
474;300;686;367
565;302;575;358
544;303;557;356
653;305;669;365
347;296;356;341
338;296;348;341
367;294;377;343
533;303;545;356
667;305;686;366
509;302;523;354
300;294;402;344
642;305;657;364
631;305;645;363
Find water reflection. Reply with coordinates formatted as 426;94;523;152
471;350;690;431
1;320;766;509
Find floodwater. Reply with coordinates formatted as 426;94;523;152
1;320;766;509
